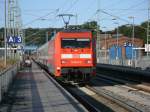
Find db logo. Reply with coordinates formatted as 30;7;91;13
73;54;79;58
71;61;82;64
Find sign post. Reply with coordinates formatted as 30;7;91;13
7;36;22;60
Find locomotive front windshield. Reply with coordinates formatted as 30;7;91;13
61;38;90;48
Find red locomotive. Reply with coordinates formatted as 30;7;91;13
37;30;96;83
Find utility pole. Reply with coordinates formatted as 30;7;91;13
129;16;135;67
116;23;119;60
112;17;120;64
8;0;23;59
147;0;150;56
12;0;16;59
96;0;101;63
102;26;107;63
4;0;7;67
112;19;119;60
75;14;78;25
8;0;14;58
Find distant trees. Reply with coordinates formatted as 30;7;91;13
25;28;58;46
112;21;147;43
82;21;98;30
0;20;148;47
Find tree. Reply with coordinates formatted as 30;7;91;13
107;21;148;43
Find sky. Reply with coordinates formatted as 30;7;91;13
0;0;149;31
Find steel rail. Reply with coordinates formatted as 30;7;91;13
86;85;142;112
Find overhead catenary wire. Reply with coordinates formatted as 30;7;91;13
24;0;148;46
102;0;123;9
98;9;147;31
101;8;147;11
23;9;59;27
63;0;79;13
23;0;72;44
85;6;147;32
112;0;146;17
85;0;147;24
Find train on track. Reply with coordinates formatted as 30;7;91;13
36;29;96;83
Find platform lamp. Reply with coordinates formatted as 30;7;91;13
102;26;107;63
112;18;119;60
128;16;135;67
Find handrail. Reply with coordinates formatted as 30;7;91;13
0;62;20;102
0;62;19;76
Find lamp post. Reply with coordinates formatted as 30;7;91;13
112;18;119;60
116;22;119;60
147;0;150;56
128;16;135;67
102;26;107;63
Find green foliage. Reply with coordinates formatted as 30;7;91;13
24;21;99;46
118;25;132;37
25;28;57;46
110;21;147;43
82;21;98;29
1;20;147;47
81;21;100;39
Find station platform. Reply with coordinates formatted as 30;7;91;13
0;63;87;112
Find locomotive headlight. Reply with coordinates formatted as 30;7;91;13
57;67;60;70
86;60;91;64
61;60;67;64
87;60;91;63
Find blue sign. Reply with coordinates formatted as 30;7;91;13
124;42;133;47
15;36;22;43
7;36;22;43
7;36;14;43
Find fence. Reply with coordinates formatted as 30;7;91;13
97;49;147;67
0;63;20;102
0;49;17;59
0;49;4;59
136;56;150;69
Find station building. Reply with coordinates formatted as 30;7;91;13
96;34;144;66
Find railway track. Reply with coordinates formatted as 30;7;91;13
56;78;142;112
96;74;150;93
36;61;150;112
89;74;150;112
37;62;131;112
68;85;134;112
85;85;141;112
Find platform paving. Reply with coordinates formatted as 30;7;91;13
0;63;87;112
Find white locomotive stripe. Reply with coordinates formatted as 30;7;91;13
61;54;91;59
61;54;73;59
80;54;91;58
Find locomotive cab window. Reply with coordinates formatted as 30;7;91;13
61;38;90;48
